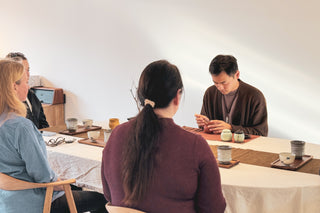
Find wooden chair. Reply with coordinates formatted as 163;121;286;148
0;172;77;213
105;202;146;213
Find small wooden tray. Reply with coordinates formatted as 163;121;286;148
182;126;259;143
271;155;313;171
59;125;102;135
78;138;105;148
218;159;240;168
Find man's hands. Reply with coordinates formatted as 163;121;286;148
195;114;210;127
205;120;231;134
195;114;231;134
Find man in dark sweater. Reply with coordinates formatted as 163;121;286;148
195;55;268;136
7;52;49;129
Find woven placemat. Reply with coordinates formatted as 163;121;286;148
210;145;320;175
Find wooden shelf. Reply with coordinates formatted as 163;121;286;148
42;103;65;127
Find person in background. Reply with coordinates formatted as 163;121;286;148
6;52;49;129
195;55;268;136
0;59;107;213
101;60;226;213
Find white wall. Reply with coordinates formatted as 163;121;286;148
1;0;319;144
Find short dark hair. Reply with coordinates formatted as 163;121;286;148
6;52;27;60
209;55;238;76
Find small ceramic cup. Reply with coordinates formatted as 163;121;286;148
234;130;245;143
87;131;100;142
66;118;78;133
279;152;295;165
82;119;93;129
221;129;232;142
218;145;232;164
104;129;112;143
290;140;305;159
109;118;120;130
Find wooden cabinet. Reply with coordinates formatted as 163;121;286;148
42;103;65;127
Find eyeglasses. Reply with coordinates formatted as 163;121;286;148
45;137;76;147
45;137;66;147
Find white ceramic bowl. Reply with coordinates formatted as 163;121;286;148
279;152;295;165
87;131;100;141
82;119;93;128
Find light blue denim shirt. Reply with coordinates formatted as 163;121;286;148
0;114;63;213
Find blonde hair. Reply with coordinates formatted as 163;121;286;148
0;59;26;116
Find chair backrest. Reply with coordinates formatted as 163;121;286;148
105;203;146;213
0;172;77;213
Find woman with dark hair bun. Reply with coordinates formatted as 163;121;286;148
101;60;226;213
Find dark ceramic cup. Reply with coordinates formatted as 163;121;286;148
290;140;305;159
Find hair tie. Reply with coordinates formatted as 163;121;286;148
144;99;155;108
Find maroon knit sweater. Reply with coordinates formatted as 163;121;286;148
101;118;226;213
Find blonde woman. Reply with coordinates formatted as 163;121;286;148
0;59;106;213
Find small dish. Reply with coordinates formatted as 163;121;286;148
279;152;295;165
65;138;76;143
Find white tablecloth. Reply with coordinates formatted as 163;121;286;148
45;134;103;192
45;134;320;213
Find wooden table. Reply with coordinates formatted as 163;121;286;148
42;126;320;213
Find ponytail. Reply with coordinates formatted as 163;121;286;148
121;60;183;206
122;103;160;205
